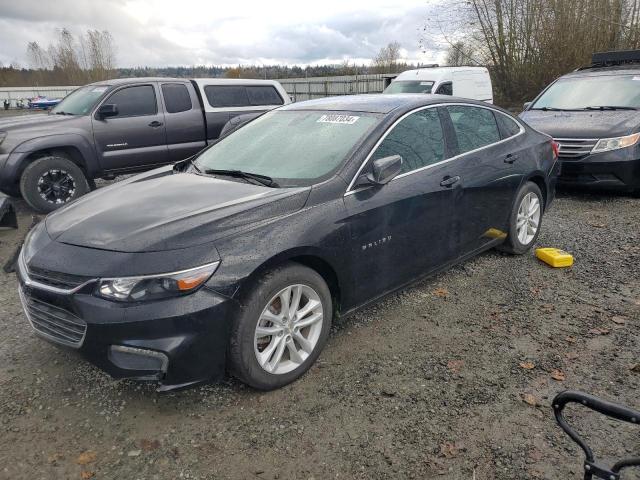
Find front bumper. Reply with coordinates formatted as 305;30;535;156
16;257;238;391
558;156;640;191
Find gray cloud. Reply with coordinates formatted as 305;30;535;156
0;0;443;67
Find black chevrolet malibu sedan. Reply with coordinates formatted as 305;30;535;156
17;95;559;391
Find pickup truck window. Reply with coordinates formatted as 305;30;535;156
105;85;157;117
195;110;379;185
51;85;109;115
161;83;193;113
246;86;284;106
204;85;284;108
205;86;248;108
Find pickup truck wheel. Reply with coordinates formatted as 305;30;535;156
228;262;332;390
20;156;90;213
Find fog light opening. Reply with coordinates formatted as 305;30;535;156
108;345;169;374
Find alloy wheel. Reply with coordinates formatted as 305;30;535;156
516;192;541;245
254;284;324;374
37;169;76;205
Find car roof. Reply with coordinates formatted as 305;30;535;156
562;65;640;78
86;77;189;87
192;78;283;86
279;94;493;114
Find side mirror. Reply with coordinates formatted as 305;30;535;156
355;155;403;187
97;104;118;119
523;101;532;111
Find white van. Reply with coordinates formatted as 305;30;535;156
383;66;493;103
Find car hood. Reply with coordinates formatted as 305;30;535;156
520;110;640;138
45;167;311;252
0;113;79;133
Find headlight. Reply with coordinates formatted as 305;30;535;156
96;262;220;302
592;133;640;153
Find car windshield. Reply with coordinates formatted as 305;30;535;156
194;110;379;186
531;74;640;110
50;85;110;115
384;81;434;94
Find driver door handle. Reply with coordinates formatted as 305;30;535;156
440;175;460;187
148;121;163;128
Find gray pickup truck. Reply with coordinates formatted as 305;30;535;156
0;77;290;212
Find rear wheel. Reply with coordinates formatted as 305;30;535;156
498;181;543;255
20;155;90;213
228;262;332;390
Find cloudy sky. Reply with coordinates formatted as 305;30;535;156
0;0;447;68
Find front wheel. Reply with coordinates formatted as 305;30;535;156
20;155;90;213
228;262;332;390
498;181;544;255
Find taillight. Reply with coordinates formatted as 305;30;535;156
550;139;560;159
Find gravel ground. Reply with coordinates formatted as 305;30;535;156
0;188;638;480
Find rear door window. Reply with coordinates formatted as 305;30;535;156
105;85;157;117
205;86;249;108
446;105;501;154
246;86;284;106
371;108;445;174
161;83;193;113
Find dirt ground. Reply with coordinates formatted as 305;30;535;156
0;187;639;480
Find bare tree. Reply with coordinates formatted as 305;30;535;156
373;41;402;73
80;30;116;81
24;28;117;85
425;0;640;106
445;41;478;66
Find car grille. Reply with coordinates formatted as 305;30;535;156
555;138;598;160
18;287;87;347
26;265;92;291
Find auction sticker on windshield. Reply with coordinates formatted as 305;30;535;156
317;114;360;124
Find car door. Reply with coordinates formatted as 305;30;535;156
343;107;461;305
443;104;524;255
160;82;206;161
92;83;169;171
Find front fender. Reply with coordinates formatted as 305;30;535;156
0;133;99;188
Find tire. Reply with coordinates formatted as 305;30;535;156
0;184;21;198
228;262;332;390
19;155;90;213
498;181;544;255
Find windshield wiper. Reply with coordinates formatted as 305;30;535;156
530;107;572;111
54;111;74;115
202;169;279;188
584;105;638;111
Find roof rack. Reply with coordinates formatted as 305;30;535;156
577;49;640;70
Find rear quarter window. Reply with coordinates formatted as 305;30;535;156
161;83;193;113
495;112;522;138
